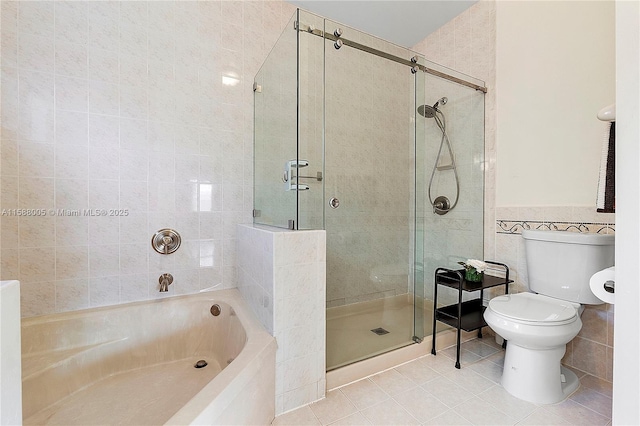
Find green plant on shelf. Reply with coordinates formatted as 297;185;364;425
458;259;487;282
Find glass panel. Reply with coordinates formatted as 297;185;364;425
253;11;298;229
323;19;417;370
297;10;325;230
413;54;427;343
255;7;486;372
418;66;485;328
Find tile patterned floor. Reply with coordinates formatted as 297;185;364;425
273;339;613;426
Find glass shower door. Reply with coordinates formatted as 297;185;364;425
323;20;420;370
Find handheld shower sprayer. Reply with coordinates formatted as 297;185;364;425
433;97;448;110
416;96;459;215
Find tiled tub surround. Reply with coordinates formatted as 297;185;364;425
491;206;615;383
21;289;276;425
0;0;297;317
237;224;326;415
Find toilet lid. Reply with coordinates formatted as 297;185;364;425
488;293;578;323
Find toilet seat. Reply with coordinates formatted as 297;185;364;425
488;293;578;326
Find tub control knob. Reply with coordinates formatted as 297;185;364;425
152;229;181;255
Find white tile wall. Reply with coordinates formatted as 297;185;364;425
237;224;326;416
0;0;297;316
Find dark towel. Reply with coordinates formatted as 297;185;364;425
597;122;615;213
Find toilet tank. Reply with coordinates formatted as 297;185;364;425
522;230;615;304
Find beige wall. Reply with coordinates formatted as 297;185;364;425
494;0;616;382
0;1;297;317
496;0;615;207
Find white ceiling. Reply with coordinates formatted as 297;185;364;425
286;0;477;48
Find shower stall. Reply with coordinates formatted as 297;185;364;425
254;9;486;371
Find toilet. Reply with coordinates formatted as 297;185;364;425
483;229;614;404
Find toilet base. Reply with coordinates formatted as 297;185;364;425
501;342;579;404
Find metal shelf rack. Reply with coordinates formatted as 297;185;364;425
431;261;512;369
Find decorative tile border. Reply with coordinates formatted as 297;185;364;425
496;220;615;235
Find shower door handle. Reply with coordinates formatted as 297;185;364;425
284;159;310;191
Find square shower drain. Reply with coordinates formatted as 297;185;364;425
371;327;390;336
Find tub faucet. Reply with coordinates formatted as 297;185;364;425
159;273;173;292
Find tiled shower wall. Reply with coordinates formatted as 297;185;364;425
418;74;485;306
323;36;413;308
413;0;615;382
0;1;296;317
413;1;496;307
413;0;498;267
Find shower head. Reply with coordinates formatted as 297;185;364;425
417;97;448;118
417;104;437;118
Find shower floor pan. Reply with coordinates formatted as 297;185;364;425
326;294;438;370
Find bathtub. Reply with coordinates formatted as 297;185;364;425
21;289;276;425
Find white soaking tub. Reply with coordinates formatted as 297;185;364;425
21;289;276;425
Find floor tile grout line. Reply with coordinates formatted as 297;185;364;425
336;384;388;414
575;379;613;400
567;396;612;420
341;374;436;425
311;409;323;425
332;385;422;426
570;384;614;401
450;396;495;426
475;384;544;424
578;388;614;401
387;393;424;425
513;406;548;426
